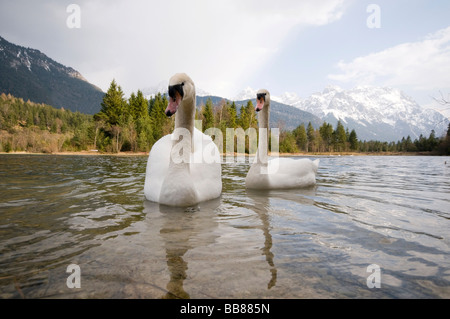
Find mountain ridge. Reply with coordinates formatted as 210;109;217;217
2;35;447;142
291;85;449;141
232;85;449;142
0;35;104;114
146;82;449;141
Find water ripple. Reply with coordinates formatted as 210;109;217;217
0;154;449;298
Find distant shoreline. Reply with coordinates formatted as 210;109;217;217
0;151;148;157
0;151;444;157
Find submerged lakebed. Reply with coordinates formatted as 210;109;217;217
0;154;449;298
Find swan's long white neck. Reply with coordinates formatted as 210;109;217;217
174;93;195;145
170;91;195;167
257;101;270;165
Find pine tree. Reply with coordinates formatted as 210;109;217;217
319;122;333;152
306;122;315;152
293;123;307;151
228;101;237;129
246;100;258;129
405;135;415;152
128;92;137;117
443;124;450;155
428;130;439;151
149;93;165;141
136;115;154;152
95;79;127;126
215;100;230;136
349;129;358;151
239;105;248;130
132;90;149;121
149;93;172;141
334;120;347;152
202;98;215;130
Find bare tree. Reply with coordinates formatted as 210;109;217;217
111;125;122;153
433;91;450;105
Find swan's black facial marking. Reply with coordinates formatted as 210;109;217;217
168;82;184;100
256;92;267;112
256;93;266;102
166;82;184;117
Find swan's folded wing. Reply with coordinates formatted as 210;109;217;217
190;129;222;202
268;157;318;175
266;157;318;189
144;135;172;202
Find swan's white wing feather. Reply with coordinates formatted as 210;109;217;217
191;128;222;202
246;157;319;189
144;128;222;205
144;134;172;202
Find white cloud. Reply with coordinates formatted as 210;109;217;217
63;0;348;98
328;26;450;92
0;0;348;98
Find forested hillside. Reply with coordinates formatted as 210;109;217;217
1;80;449;155
0;36;104;114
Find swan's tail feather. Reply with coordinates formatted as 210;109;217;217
313;159;320;173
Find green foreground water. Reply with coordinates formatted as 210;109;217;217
0;154;449;298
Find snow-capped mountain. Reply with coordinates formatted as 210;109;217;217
289;86;448;142
233;86;258;101
271;92;302;106
145;79;448;141
235;87;303;107
237;84;448;141
214;84;449;141
141;80;169;99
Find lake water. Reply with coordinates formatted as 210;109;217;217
0;154;449;299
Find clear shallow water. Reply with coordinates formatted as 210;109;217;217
0;154;449;299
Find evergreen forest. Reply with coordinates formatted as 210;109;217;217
1;80;449;155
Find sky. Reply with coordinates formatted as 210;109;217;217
1;0;449;117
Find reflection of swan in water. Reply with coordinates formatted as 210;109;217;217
250;187;317;206
245;187;318;289
252;195;277;289
143;199;220;299
243;190;275;289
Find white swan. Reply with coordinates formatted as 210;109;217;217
144;73;222;206
245;89;319;189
